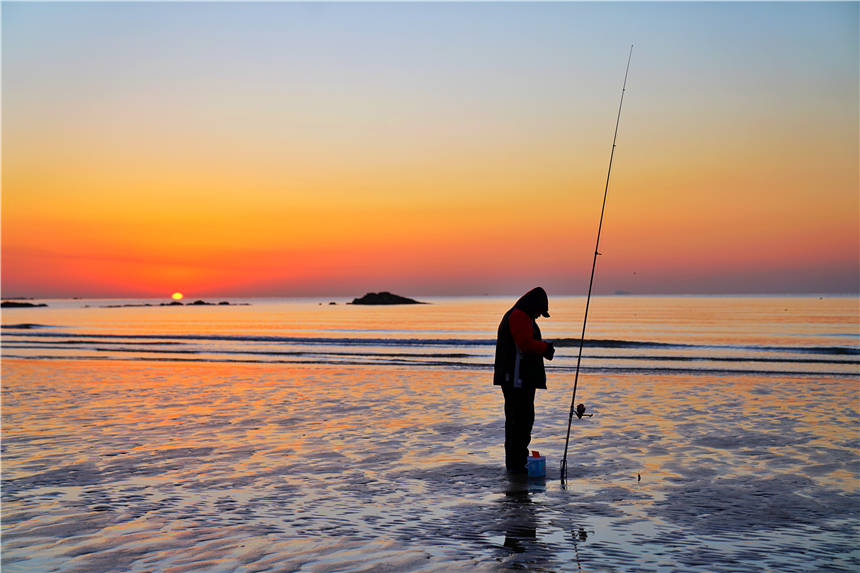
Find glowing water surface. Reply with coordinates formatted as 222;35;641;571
2;296;858;571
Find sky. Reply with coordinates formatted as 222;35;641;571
2;1;858;298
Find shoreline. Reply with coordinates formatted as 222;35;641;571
3;357;857;572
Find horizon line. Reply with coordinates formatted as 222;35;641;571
3;291;859;301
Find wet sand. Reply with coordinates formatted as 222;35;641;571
2;358;857;571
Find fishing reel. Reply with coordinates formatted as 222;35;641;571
575;403;593;419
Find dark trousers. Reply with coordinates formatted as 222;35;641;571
502;385;535;472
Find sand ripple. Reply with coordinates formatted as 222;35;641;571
2;359;858;572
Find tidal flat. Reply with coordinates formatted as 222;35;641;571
2;357;858;572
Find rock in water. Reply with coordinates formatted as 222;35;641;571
350;292;425;305
1;301;48;308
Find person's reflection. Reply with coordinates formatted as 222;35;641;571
499;476;588;570
500;477;541;555
502;490;537;552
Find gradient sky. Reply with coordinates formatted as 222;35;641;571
2;2;858;298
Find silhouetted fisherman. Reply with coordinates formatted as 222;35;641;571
494;287;555;474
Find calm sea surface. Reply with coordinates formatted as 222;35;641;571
2;295;858;571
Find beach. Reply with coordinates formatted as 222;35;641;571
2;296;858;571
4;2;858;570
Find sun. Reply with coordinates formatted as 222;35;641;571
171;292;184;301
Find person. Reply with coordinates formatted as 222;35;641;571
493;287;555;474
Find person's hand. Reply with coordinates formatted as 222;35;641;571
543;341;555;360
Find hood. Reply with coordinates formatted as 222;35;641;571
514;287;550;318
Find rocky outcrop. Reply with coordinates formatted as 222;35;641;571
349;292;425;305
100;300;248;308
1;301;47;308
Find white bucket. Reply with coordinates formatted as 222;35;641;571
527;451;546;478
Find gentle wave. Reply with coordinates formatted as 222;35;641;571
2;353;856;378
3;328;858;356
2;342;858;366
4;327;858;378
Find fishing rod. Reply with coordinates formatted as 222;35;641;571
560;45;633;486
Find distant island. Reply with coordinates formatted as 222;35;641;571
350;292;425;305
100;300;249;308
1;301;48;308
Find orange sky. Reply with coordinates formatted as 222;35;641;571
2;3;858;298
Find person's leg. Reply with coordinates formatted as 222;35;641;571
503;386;534;472
503;386;521;471
522;386;535;458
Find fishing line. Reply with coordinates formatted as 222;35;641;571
561;45;633;487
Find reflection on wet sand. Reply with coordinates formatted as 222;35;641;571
2;357;858;572
498;475;594;571
501;479;539;554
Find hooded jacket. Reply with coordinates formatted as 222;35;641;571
493;287;550;389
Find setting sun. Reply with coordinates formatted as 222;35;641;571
171;292;184;301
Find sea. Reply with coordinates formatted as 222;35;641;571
2;295;858;572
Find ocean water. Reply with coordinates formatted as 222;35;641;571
2;295;858;571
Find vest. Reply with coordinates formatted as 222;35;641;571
493;308;547;389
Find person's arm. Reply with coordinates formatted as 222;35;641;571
509;308;548;355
